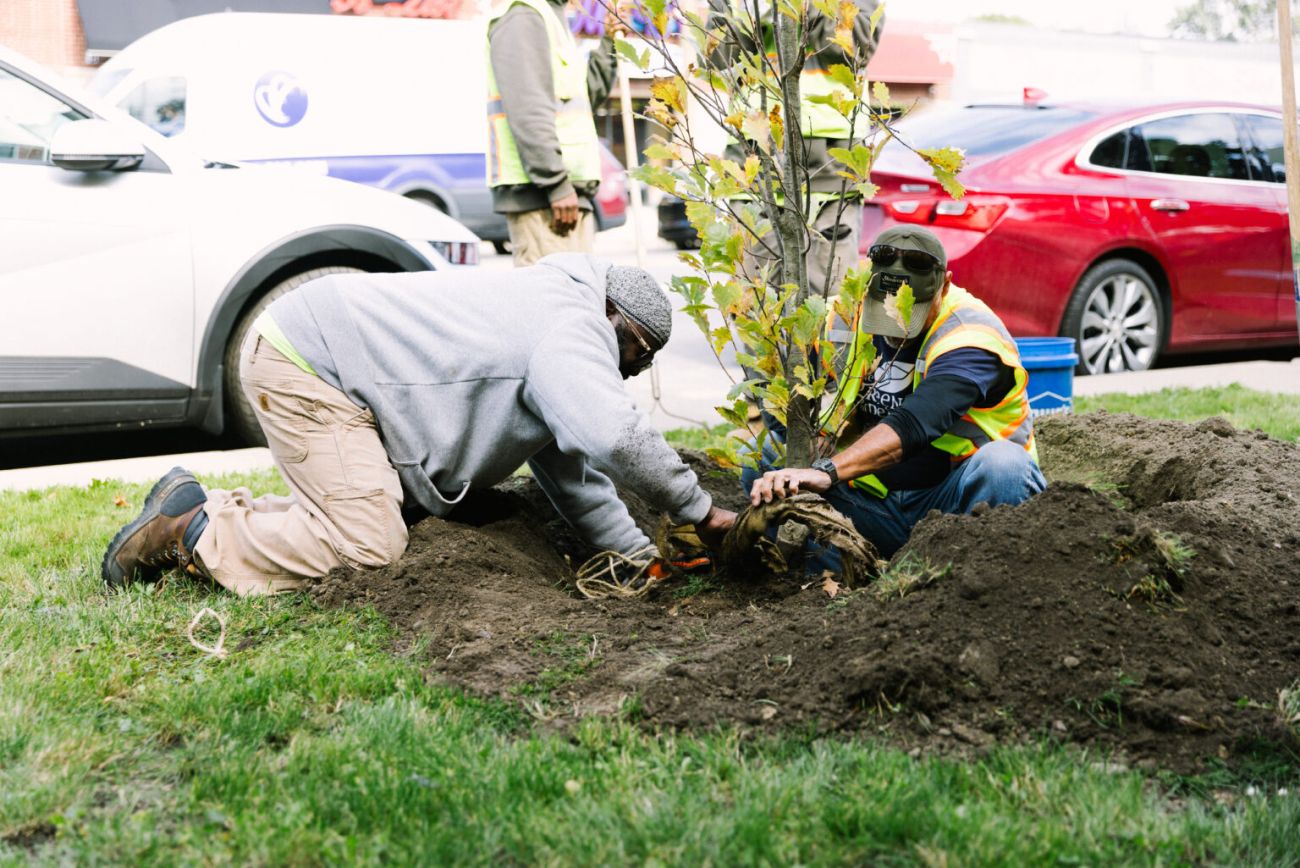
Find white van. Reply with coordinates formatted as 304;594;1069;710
89;12;627;249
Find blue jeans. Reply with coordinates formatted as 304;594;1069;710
739;439;1046;565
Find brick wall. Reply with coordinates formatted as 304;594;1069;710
1;0;89;73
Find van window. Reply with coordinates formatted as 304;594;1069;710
0;67;85;164
119;76;187;137
1132;113;1251;181
1240;114;1284;183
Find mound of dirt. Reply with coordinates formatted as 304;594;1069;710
310;415;1300;772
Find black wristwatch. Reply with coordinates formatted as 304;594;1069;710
811;457;839;486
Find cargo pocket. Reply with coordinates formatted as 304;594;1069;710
323;488;403;569
247;386;310;464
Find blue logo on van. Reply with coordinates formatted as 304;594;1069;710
253;71;308;127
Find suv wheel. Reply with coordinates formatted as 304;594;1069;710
223;266;363;445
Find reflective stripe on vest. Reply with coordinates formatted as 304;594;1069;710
486;0;601;187
843;285;1036;498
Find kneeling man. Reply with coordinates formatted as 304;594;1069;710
747;226;1045;558
104;255;737;594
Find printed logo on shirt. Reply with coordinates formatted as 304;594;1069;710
861;357;914;419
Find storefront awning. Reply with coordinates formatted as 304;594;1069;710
866;28;953;85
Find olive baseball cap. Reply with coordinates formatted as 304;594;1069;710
860;226;948;340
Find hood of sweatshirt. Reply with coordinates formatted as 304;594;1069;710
534;253;613;306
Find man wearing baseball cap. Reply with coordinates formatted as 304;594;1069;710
747;226;1045;559
103;254;737;595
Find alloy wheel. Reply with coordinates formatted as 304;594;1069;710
1076;272;1160;374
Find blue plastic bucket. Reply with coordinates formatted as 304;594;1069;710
1015;337;1079;418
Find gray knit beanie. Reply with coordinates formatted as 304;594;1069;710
605;265;672;347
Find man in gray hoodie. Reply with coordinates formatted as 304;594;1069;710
101;255;738;596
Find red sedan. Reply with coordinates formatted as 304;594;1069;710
863;101;1297;373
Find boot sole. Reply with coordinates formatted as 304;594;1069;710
101;467;197;590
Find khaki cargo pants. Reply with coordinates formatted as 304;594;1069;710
507;208;596;267
192;334;407;595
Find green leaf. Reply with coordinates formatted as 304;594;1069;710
827;63;858;94
872;80;890;107
811;0;838;19
643;142;679;162
717;398;752;429
633;164;679;194
869;2;884;38
710;325;733;354
828;144;873;178
918;147;967;199
885;283;915;332
615;38;647;70
711;280;743;314
786;296;828;347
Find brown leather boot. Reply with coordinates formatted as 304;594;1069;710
102;467;208;589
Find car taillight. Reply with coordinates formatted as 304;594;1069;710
431;240;480;266
882;196;1009;233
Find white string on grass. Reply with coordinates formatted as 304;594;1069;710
187;607;228;658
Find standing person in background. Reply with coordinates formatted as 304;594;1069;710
705;0;883;296
486;0;621;266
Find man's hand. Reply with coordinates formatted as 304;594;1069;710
551;192;580;236
604;1;636;37
750;467;834;505
693;504;738;551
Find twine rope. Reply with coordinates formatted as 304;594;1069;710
186;607;228;658
575;545;659;599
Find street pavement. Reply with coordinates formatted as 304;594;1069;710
2;219;1296;492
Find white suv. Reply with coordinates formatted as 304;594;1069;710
0;46;480;445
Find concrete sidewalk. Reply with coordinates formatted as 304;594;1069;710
2;355;1295;492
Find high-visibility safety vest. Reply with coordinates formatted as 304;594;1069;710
485;0;602;188
728;0;868;140
820;285;1038;498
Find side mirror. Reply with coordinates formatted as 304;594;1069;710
49;119;145;172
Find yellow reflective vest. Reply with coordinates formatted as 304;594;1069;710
486;0;602;187
821;285;1037;498
728;0;868;140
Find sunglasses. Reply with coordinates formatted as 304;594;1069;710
621;318;657;375
869;244;942;273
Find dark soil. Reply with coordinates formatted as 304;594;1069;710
311;415;1300;773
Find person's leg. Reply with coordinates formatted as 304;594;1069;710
507;209;595;267
506;210;545;267
194;335;407;595
901;441;1046;527
807;200;861;297
821;484;914;560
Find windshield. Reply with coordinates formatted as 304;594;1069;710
891;106;1097;159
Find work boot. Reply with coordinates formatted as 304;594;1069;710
101;467;209;589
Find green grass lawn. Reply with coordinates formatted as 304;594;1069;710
2;390;1298;865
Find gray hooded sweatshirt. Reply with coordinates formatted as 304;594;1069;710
266;254;711;554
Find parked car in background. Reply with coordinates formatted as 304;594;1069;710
89;12;626;256
866;101;1295;373
657;194;700;250
0;45;479;445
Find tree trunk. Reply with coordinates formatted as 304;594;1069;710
774;6;814;467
